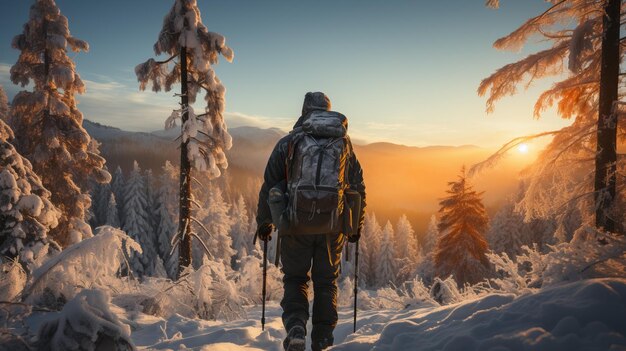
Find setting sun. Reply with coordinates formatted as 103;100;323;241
517;143;529;154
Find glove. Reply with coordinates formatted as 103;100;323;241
256;223;274;242
347;226;362;243
347;233;360;243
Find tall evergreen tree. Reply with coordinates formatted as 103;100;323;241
487;202;525;258
395;214;417;262
423;214;439;255
122;161;158;277
93;181;112;227
376;221;397;286
361;212;382;288
478;1;625;233
105;192;120;229
229;194;250;268
110;166;125;224
144;169;157;240
136;0;234;277
9;0;110;247
155;161;179;279
356;234;370;288
0;118;61;271
434;168;490;286
195;186;234;267
395;214;420;284
415;214;439;283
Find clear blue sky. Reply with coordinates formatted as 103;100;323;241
0;0;570;147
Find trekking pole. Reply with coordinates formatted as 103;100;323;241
353;240;359;333
262;238;268;331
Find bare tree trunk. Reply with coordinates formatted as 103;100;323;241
594;0;620;233
178;46;192;277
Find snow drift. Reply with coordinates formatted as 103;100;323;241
335;278;626;351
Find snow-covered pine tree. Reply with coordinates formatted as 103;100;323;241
144;169;157;241
0;118;61;271
376;221;397;287
105;193;120;228
423;215;438;255
0;86;8;122
122;161;158;277
155;161;179;279
135;0;234;277
229;194;250;268
415;214;438;284
9;0;110;247
356;237;369;288
434;167;490;286
487;201;525;258
361;212;382;288
195;186;234;267
395;214;421;284
110;166;125;224
478;0;625;233
94;181;112;227
395;214;417;262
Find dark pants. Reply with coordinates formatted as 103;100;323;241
280;233;345;346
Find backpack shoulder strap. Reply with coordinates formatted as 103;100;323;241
343;135;354;186
285;131;304;184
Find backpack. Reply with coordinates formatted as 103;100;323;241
283;110;352;235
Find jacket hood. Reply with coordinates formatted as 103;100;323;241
294;92;331;129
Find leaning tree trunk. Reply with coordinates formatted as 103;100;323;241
594;0;620;233
178;46;193;277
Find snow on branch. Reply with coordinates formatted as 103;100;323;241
22;226;141;304
136;0;233;179
37;289;134;351
478;41;569;113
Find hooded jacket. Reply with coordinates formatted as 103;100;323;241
256;92;366;235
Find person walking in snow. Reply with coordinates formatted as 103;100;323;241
256;92;366;351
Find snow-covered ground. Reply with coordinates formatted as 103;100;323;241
19;278;626;351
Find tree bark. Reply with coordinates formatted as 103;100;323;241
178;46;193;277
594;0;620;233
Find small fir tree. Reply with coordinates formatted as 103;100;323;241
376;221;397;286
395;214;421;284
395;214;417;262
105;192;120;228
361;212;382;288
229;194;250;268
9;0;110;247
434;167;490;286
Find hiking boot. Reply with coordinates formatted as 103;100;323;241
283;325;306;351
311;336;334;351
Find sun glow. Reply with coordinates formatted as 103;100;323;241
517;143;529;154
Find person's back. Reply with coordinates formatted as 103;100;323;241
256;92;366;351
